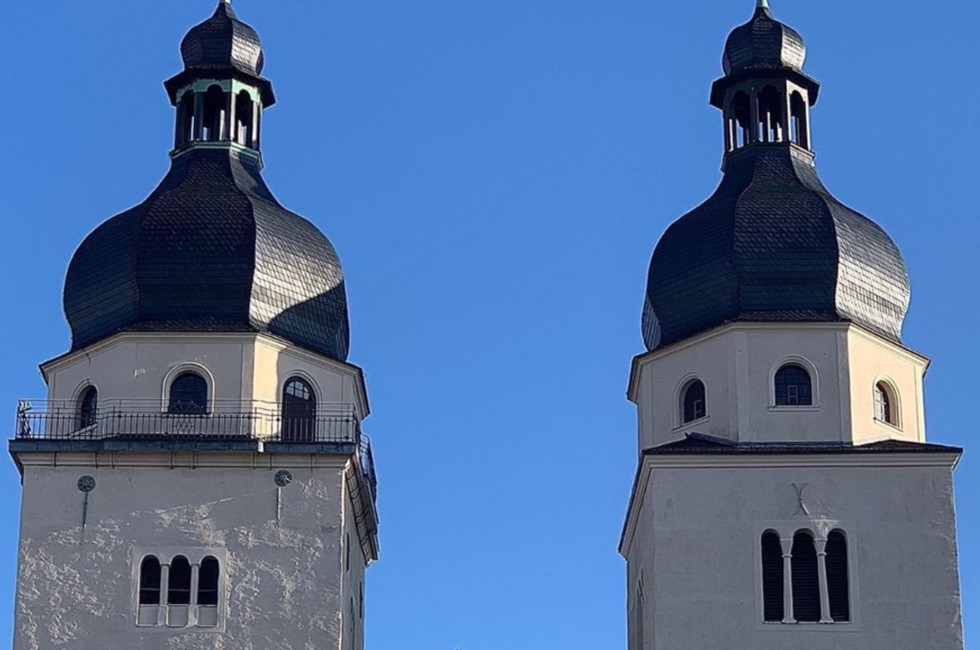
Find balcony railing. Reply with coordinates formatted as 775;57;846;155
14;399;359;444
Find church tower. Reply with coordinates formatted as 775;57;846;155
621;3;964;648
10;3;378;648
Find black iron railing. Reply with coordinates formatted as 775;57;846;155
14;399;358;444
13;398;378;501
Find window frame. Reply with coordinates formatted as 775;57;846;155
132;548;227;631
162;363;215;415
754;523;860;632
873;378;901;429
769;357;820;409
675;376;709;428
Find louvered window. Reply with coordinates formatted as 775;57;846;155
791;531;820;622
826;531;850;622
761;531;784;622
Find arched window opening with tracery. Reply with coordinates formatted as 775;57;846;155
874;381;897;426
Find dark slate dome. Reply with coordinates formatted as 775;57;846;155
722;3;806;75
64;148;351;361
180;1;264;77
642;146;910;351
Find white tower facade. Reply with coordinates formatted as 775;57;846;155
10;4;379;649
621;4;964;649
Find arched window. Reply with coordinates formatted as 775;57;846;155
681;379;706;424
235;90;254;148
168;372;208;414
202;85;227;142
826;530;850;622
791;530;820;622
175;91;195;147
761;531;784;622
757;86;784;143
198;556;220;608
282;377;316;442
874;382;897;426
732;91;752;148
774;364;813;406
78;386;98;429
790;91;808;147
168;556;192;606
138;556;162;605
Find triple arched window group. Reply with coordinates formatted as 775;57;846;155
138;554;220;628
761;529;850;624
678;363;900;427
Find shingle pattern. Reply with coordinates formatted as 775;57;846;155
723;6;806;75
180;2;264;77
643;145;910;351
64;148;350;360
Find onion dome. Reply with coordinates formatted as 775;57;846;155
180;1;264;76
723;0;806;75
642;2;910;351
165;1;275;107
63;3;349;361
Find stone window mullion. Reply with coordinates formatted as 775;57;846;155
779;537;795;624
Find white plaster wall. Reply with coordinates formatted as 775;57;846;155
42;332;369;418
631;323;928;447
625;461;963;649
846;328;927;444
45;335;251;406
13;454;358;650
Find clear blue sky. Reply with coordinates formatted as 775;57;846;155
0;0;977;647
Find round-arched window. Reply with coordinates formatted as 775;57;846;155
874;382;897;426
78;386;98;429
681;379;706;424
282;377;317;442
168;373;208;414
774;364;813;406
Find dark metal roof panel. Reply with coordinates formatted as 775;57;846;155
647;434;962;456
643;146;910;350
723;7;806;75
63;148;350;361
180;2;264;77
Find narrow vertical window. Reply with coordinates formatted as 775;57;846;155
681;379;706;424
874;382;897;426
139;556;162;605
774;364;813;406
168;372;208;414
282;377;317;442
761;531;784;622
168;556;192;606
826;531;850;622
198;556;220;607
78;386;98;429
791;531;820;622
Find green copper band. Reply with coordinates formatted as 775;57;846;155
757;0;770;8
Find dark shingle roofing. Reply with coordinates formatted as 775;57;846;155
642;143;910;352
181;2;264;77
723;5;806;75
63;148;351;361
647;433;962;456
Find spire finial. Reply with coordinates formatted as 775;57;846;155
757;0;770;9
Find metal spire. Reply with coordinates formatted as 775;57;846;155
757;0;770;9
